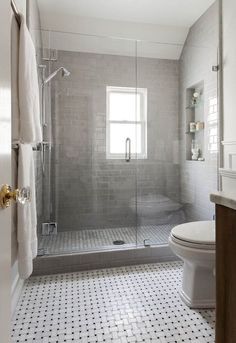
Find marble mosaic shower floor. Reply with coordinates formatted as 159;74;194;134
38;224;175;255
12;261;215;343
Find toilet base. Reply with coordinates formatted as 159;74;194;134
179;288;215;309
181;261;215;309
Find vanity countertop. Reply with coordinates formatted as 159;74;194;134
210;191;236;211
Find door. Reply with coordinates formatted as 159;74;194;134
136;40;183;247
0;1;12;342
136;38;219;247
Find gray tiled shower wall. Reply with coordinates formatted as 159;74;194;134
50;54;180;231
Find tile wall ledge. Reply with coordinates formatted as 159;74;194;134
221;141;236;145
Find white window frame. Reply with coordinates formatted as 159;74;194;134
106;86;147;160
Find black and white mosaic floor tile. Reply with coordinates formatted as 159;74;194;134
12;261;215;342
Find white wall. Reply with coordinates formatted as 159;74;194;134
220;0;236;191
40;16;187;60
40;14;188;44
42;29;184;60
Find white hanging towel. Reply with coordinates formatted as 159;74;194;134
18;14;42;143
17;144;37;279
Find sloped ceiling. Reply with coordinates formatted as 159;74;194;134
38;0;216;59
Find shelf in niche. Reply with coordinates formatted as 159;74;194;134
185;80;205;161
185;101;203;110
186;159;205;162
185;128;204;134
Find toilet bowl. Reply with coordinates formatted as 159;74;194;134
168;221;215;309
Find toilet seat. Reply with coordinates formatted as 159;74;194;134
171;221;215;250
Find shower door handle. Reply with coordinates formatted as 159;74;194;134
125;138;131;162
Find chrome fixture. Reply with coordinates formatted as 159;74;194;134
144;239;151;247
125;138;131;162
113;240;125;245
42;49;58;62
41;66;70;127
212;65;219;72
12;141;48;152
42;222;57;236
43;67;70;85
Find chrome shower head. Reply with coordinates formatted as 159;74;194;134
61;67;70;77
43;66;71;85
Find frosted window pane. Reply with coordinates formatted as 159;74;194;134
110;123;141;154
109;92;140;121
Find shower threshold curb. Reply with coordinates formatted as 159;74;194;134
33;245;178;276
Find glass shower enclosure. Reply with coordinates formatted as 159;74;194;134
37;30;218;256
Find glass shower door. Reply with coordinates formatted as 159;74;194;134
135;41;183;247
136;40;219;247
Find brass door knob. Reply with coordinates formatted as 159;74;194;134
0;184;30;209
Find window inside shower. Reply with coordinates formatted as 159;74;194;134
106;86;147;159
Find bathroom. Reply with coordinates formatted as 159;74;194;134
1;0;236;341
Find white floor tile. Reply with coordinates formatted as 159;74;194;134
11;261;215;342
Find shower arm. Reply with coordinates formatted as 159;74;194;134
40;66;70;127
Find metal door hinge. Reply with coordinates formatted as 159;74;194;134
42;222;57;235
144;239;151;247
212;65;219;72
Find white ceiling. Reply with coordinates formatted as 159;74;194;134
38;0;215;27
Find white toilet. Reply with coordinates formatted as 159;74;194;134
168;221;215;309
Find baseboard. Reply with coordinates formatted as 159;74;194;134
11;263;24;317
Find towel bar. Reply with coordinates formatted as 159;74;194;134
12;142;50;151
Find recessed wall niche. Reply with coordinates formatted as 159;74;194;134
185;81;205;161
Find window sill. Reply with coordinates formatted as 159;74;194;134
106;154;147;160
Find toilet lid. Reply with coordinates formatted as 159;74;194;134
171;221;215;245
